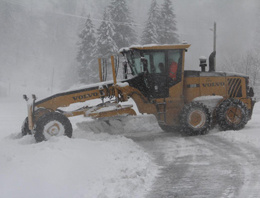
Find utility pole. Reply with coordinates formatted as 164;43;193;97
213;22;216;69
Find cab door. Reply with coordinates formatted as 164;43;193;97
143;51;169;99
164;49;185;125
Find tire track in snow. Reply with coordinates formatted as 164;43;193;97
201;135;260;198
131;132;260;198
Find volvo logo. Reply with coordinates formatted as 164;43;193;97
72;92;98;101
202;82;225;87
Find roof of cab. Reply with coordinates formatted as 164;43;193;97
119;43;191;53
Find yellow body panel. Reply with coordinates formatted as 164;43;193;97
116;85;157;114
36;89;102;110
184;76;227;103
199;76;226;96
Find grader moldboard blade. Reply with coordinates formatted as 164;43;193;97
76;114;161;135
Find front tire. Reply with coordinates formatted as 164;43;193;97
180;102;212;136
34;112;72;142
216;98;249;131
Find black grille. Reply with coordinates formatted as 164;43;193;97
227;78;242;97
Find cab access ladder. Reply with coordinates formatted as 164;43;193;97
155;98;167;125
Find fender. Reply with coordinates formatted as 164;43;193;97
192;95;224;111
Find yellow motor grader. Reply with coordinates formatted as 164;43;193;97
22;44;256;142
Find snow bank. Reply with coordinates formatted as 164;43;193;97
0;134;157;198
0;98;159;198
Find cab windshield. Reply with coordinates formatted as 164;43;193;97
126;50;165;75
125;50;143;75
125;49;181;76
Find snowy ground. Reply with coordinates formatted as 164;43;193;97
132;101;260;198
0;97;158;198
0;94;259;198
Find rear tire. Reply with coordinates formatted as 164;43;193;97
180;102;212;136
216;98;249;131
34;112;72;142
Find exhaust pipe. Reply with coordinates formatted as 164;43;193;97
209;51;216;72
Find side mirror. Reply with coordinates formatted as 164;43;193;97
248;87;254;97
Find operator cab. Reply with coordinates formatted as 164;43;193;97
120;44;190;100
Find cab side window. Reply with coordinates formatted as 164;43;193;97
152;52;165;74
144;51;165;74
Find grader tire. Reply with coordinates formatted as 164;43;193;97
21;117;32;136
216;98;249;131
34;112;72;142
180;102;212;136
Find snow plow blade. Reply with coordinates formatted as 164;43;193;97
86;104;136;118
76;114;161;134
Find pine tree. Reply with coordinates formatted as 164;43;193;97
159;0;179;44
109;0;136;49
76;15;97;84
141;0;161;44
96;9;118;57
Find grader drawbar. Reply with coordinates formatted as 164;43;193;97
22;44;256;142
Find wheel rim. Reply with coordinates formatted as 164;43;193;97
43;121;65;140
188;110;206;129
226;106;242;124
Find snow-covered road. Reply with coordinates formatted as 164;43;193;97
127;101;260;198
131;131;260;198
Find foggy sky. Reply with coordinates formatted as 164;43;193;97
174;0;259;69
1;0;259;96
131;0;259;69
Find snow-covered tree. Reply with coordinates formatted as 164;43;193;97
109;0;136;49
222;50;260;87
158;0;179;44
76;15;97;84
141;0;161;45
241;51;260;87
96;9;118;57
